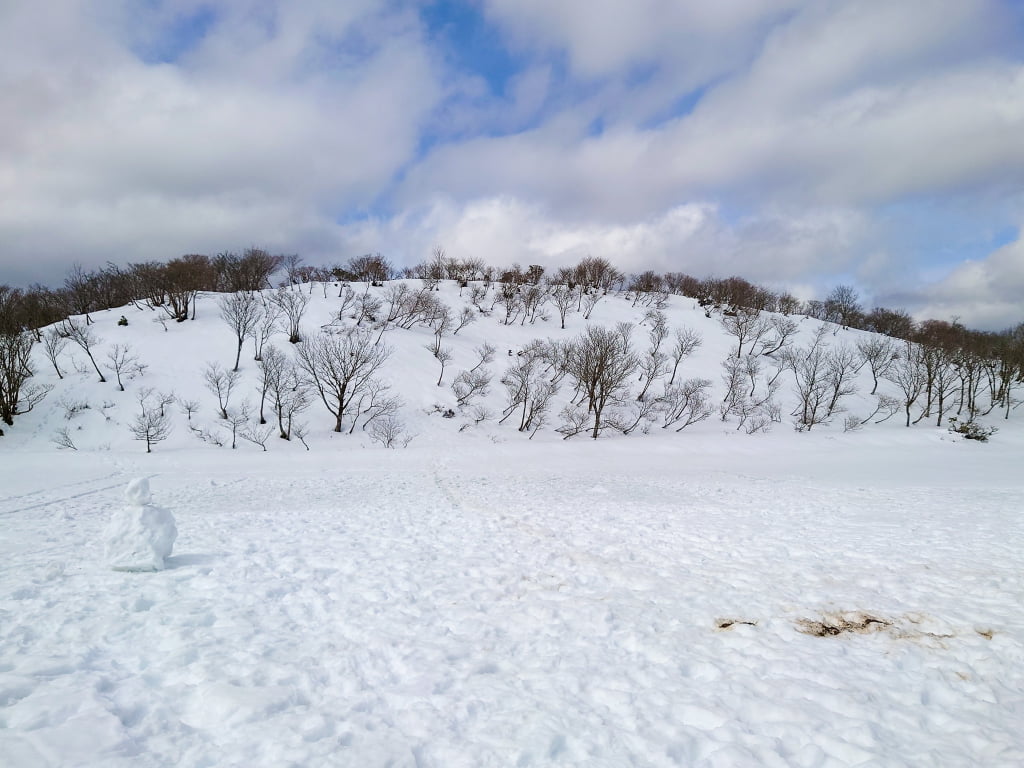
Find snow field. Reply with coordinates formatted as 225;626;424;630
1;446;1022;766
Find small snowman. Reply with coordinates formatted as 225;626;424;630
104;478;177;571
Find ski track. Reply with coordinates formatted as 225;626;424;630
1;465;1023;767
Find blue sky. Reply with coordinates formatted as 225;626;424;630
1;0;1023;329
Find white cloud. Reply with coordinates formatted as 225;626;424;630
341;196;870;288
881;232;1024;331
2;0;1023;330
0;1;442;284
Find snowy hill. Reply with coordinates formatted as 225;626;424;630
4;278;1018;453
2;280;1023;766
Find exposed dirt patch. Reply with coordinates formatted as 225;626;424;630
795;611;960;646
715;618;757;630
796;612;892;637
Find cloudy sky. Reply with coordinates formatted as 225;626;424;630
2;0;1023;329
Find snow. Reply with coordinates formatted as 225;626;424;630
2;443;1022;766
1;282;1022;765
103;478;177;571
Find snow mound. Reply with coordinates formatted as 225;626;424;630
104;478;177;571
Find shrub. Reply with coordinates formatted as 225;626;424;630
948;417;997;442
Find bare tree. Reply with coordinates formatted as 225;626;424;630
886;342;927;427
219;291;263;371
257;345;312;440
355;291;383;327
824;285;862;329
582;290;604;320
453;306;477;335
720;310;769;358
563;324;639;439
428;346;454;387
105;344;144;391
824;345;860;418
42;327;69;379
203;362;241;419
52;426;78;450
661;378;713;431
549;284;578;329
178;398;200;422
0;330;51;428
271;287;310;344
637;312;670;401
784;340;833;431
240;422;275;451
667;326;702;386
758;317;799;357
130;390;172;453
369;415;414;448
720;354;747;421
294;328;392;433
856;336;897;395
252;295;282;361
62;318;106;382
500;341;558;434
224;401;253;449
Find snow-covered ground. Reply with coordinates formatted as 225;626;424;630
2;437;1022;767
2;283;1023;765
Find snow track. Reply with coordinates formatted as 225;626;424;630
2;451;1022;766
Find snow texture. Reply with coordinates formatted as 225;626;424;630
103;478;177;571
1;445;1023;767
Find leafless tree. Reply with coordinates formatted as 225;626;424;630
258;345;311;439
271;287;310;343
42;327;69;379
346;253;394;284
637;311;670;401
240;422;275;451
824;345;861;418
429;345;453;387
62;318;106;382
251;295;282;361
720;354;747;421
130;390;172;453
52;426;78;450
549;283;577;329
758;316;799;357
661;378;713;431
470;342;496;372
856;336;897;395
468;284;491;316
178;398;200;422
500;341;558;434
294;328;392;433
105;343;144;391
348;378;401;435
223;401;254;449
582;290;604;320
667;326;702;386
784;341;832;431
0;330;51;428
219;291;263;370
453;306;477;335
563;324;639;439
720;310;769;358
203;361;241;419
886;341;927;427
369;414;414;448
824;285;862;329
355;291;383;326
452;367;492;408
519;284;547;324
